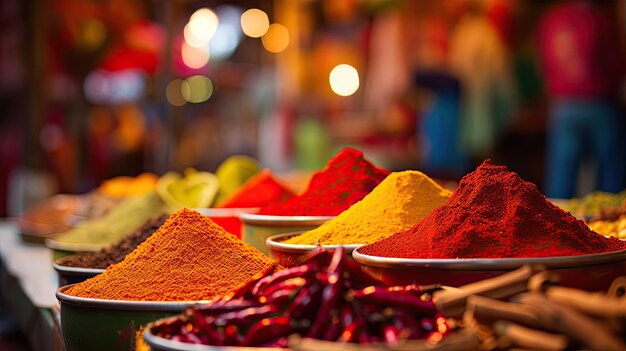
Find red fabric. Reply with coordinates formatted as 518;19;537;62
537;1;621;98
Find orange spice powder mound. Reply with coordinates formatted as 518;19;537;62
65;208;278;301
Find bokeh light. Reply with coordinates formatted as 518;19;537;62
166;79;187;106
183;23;206;48
84;69;146;104
79;19;107;50
182;75;214;103
329;64;360;96
188;8;219;44
261;23;289;53
181;42;210;69
240;9;269;38
211;5;243;60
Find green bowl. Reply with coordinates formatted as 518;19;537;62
239;213;333;255
56;285;207;351
52;261;105;287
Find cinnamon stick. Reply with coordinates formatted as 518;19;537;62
434;264;545;317
516;293;626;351
494;320;568;351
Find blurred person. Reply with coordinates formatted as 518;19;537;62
538;0;624;199
406;3;471;178
448;2;517;162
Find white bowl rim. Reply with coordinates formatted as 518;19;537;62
240;212;334;226
352;246;626;270
143;321;288;351
266;232;362;253
52;261;106;275
45;238;102;252
56;284;210;311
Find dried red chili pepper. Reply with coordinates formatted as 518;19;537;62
338;320;365;343
188;298;256;317
285;283;323;320
342;256;382;289
240;316;298;346
251;264;316;297
348;286;436;315
213;304;280;328
307;247;345;338
260;277;308;299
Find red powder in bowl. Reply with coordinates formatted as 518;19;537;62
360;160;626;259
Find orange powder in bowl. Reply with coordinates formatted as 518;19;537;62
65;208;278;301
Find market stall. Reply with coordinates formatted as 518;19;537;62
2;148;626;351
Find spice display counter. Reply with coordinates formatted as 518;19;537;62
0;221;65;351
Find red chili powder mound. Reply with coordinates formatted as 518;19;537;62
217;169;294;208
359;160;626;259
258;148;390;216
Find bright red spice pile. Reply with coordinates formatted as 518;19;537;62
360;160;626;259
217;169;294;208
258;148;390;216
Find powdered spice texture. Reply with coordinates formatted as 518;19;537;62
258;148;390;216
285;171;451;245
65;208;278;301
360;160;626;259
217;169;294;208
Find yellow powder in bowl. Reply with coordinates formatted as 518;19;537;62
285;171;451;245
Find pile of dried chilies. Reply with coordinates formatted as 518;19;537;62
149;248;449;347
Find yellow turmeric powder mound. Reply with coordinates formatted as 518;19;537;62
65;208;278;301
285;171;451;245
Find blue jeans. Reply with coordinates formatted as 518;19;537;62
545;100;625;199
421;91;470;176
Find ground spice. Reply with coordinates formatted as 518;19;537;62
56;214;168;269
360;160;626;259
98;173;158;197
258;148;390;216
285;171;451;245
588;215;626;239
65;208;278;301
216;169;294;208
17;194;81;241
52;191;168;249
561;190;626;218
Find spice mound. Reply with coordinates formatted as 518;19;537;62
98;173;158;197
561;190;626;218
17;194;81;240
217;169;294;208
588;206;626;239
53;191;168;249
56;214;168;269
149;247;446;347
258;148;390;216
360;160;626;259
285;171;451;245
65;208;279;301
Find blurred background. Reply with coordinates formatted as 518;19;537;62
0;0;625;217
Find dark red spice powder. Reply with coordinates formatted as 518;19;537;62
258;148;390;216
360;160;626;259
217;169;294;208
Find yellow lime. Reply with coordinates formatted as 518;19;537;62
156;168;219;210
214;155;261;205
